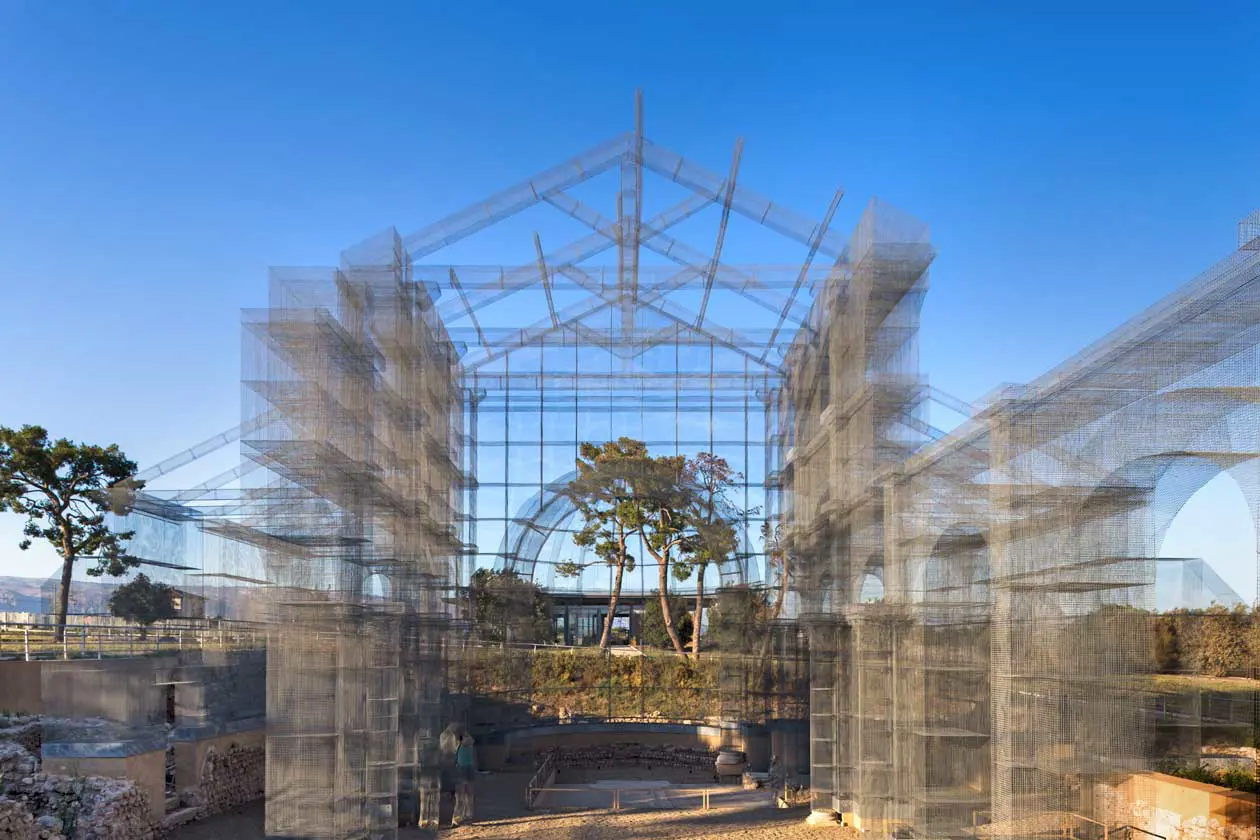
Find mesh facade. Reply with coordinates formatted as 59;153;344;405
241;238;462;839
111;95;1258;838
784;197;1260;837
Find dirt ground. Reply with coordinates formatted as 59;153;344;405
169;769;855;840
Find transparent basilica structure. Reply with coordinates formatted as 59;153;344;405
102;95;1260;839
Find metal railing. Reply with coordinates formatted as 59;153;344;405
1111;826;1166;840
525;753;557;808
0;620;265;661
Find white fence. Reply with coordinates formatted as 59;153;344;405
0;620;265;661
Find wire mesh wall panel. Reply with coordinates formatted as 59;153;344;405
243;232;462;840
783;199;935;823
139;96;1258;838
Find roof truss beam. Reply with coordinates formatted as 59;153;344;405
641;137;849;260
448;268;489;352
534;233;560;328
389;133;630;261
697;139;743;328
437;188;714;324
763;188;845;361
543;188;811;326
556;264;781;372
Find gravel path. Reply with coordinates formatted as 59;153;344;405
170;770;856;840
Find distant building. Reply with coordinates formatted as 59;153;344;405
547;590;717;646
170;589;206;619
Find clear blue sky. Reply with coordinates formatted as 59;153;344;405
0;1;1257;601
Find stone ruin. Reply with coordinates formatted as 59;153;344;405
178;742;265;818
0;742;154;840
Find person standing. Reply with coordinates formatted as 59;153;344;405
417;764;441;829
439;723;462;816
453;734;477;826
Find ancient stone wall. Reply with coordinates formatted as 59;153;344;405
0;799;54;840
180;742;264;818
0;720;42;758
0;743;155;840
532;743;720;772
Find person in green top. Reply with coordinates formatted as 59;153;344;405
453;734;477;825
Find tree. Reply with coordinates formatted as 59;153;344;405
468;568;554;644
707;585;773;653
675;453;743;659
1249;607;1260;676
630;451;700;657
757;521;792;665
108;573;177;637
561;439;731;656
558;439;650;650
1194;604;1252;677
0;425;141;641
1153;611;1183;673
642;594;693;649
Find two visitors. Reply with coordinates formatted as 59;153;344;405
432;722;477;827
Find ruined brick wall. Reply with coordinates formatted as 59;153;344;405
181;743;264;818
0;743;155;840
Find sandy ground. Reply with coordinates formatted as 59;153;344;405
170;769;855;840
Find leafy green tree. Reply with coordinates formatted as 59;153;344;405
757;521;792;664
630;451;701;657
1249;607;1260;676
107;573;177;637
1193;604;1252;677
0;425;142;641
561;439;742;657
468;568;554;644
707;585;773;653
642;594;693;649
673;453;743;659
558;439;651;650
1153;611;1184;673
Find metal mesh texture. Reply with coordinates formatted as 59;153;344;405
785;199;1260;838
136;99;1258;839
244;234;462;839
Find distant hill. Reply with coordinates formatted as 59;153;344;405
0;575;45;613
0;575;270;621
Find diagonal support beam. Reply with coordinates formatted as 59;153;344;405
555;263;782;372
465;294;615;370
135;409;279;482
641;137;849;260
534;233;560;328
448;268;489;351
438;189;714;324
697;139;743;328
544;189;811;325
762;188;844;361
383;133;630;261
625;90;645;333
168;461;262;504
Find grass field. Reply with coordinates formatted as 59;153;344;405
1143;673;1260;695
